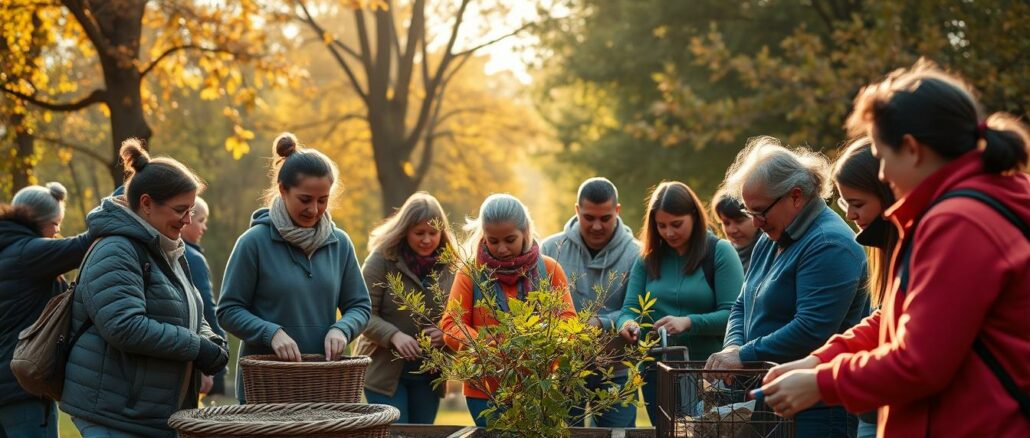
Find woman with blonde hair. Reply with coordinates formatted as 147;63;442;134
354;192;457;424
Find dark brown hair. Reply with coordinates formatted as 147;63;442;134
639;181;710;279
833;137;898;306
264;132;339;205
846;58;1029;175
120;138;204;210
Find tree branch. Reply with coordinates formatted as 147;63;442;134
35;135;109;165
1;87;107;112
404;0;470;148
139;44;234;77
452;20;536;58
61;0;114;56
295;0;369;104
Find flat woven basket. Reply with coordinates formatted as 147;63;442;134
168;402;399;438
241;354;371;404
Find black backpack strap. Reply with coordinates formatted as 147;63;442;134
896;188;1030;420
974;338;1030;419
702;233;719;293
898;189;1029;291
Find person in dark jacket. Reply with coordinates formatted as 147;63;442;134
61;139;228;437
0;182;91;438
218;133;371;403
354;192;457;424
181;196;227;396
710;189;763;274
706;136;869;437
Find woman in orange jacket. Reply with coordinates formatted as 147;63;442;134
440;193;575;427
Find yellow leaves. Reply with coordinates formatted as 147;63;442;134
653;25;669;39
323;31;334;45
57;148;73;164
225;125;255;159
402;161;415;176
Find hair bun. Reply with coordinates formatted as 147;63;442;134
119;138;151;175
45;182;68;202
274;133;299;158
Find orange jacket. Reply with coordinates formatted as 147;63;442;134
440;256;575;399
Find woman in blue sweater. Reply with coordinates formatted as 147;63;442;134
616;181;744;425
218;133;372;402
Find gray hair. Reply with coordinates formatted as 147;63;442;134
723;136;832;202
12;182;67;222
463;193;537;254
192;196;210;217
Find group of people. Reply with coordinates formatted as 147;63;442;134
0;61;1026;438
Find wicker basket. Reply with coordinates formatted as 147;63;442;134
240;354;371;404
169;402;399;438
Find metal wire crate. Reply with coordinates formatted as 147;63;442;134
655;361;794;438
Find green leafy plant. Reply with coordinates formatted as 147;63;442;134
389;243;658;437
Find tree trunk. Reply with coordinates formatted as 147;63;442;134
369;116;418;217
11;113;34;192
104;77;151;185
91;0;151;187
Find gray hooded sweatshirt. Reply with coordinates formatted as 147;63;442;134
541;216;641;331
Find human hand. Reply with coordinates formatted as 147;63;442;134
271;329;302;362
324;328;348;361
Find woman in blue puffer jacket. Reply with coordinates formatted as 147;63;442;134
61;140;228;438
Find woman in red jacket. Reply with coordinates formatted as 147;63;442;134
757;59;1030;437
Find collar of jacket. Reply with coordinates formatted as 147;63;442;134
885;148;983;236
560;215;635;269
779;197;828;249
184;240;204;253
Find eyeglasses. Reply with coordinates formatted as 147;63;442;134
160;202;195;220
740;195;784;222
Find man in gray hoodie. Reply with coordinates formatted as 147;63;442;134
542;177;641;427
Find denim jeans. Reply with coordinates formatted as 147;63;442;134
364;372;440;424
465;397;502;427
568;373;637;427
0;399;56;438
795;405;858;438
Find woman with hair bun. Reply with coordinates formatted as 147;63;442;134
218;133;371;403
0;182;92;437
61;139;228;437
758;60;1030;437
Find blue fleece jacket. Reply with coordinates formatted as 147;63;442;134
217;208;371;400
184;241;224;338
724;199;870;364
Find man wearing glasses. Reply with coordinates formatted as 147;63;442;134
705;137;870;438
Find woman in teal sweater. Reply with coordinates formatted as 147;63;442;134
617;181;744;424
218;133;371;403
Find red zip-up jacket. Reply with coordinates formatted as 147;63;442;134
811;150;1030;437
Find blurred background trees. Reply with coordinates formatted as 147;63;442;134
2;0;1026;313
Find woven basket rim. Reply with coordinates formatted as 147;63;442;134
240;354;371;369
168;402;399;434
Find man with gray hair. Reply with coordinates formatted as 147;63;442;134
542;177;640;428
705;137;869;437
